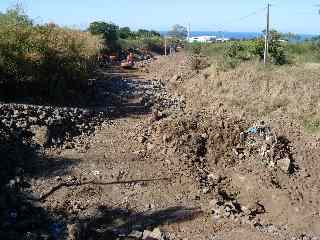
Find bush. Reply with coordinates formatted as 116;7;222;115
223;36;288;66
0;8;102;104
190;42;202;55
249;33;288;65
118;37;164;54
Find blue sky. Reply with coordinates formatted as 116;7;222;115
0;0;319;34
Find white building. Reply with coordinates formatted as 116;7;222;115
188;35;217;43
216;37;230;43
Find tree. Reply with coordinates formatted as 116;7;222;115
88;21;119;48
0;6;33;26
168;24;187;39
119;27;132;39
136;29;150;38
258;29;287;65
150;30;161;37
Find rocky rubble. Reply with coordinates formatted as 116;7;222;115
0;103;109;148
235;121;294;173
144;79;186;115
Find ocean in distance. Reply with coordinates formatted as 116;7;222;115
161;31;317;41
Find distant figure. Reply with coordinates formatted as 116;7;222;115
127;52;134;66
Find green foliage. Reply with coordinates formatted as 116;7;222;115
222;32;287;66
304;118;320;134
168;24;188;39
87;21;162;54
269;42;287;65
0;8;101;104
118;37;164;54
119;27;132;39
286;37;320;62
135;29;161;38
0;7;32;26
224;42;247;59
150;30;161;37
88;21;119;51
190;42;202;55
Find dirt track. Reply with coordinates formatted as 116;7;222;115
2;53;320;240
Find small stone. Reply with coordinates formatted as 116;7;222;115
277;157;291;173
142;230;153;240
142;228;164;240
147;143;154;150
240;132;245;143
138;136;147;143
30;125;50;146
202;187;210;194
208;173;220;183
129;230;143;239
67;223;80;240
201;133;208;139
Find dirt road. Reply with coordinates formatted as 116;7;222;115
2;53;320;240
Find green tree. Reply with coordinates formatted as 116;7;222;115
119;26;132;39
254;29;287;65
150;30;161;37
88;21;119;49
0;6;33;26
168;24;187;39
136;29;150;38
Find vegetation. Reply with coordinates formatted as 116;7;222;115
0;7;102;104
179;31;320;134
168;24;188;39
189;30;320;71
0;7;165;104
88;21;162;53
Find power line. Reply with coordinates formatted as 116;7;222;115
224;6;267;25
210;6;267;31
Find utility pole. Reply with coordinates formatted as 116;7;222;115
164;37;167;56
264;3;270;65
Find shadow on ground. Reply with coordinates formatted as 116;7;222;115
0;66;154;120
81;206;202;240
0;122;201;239
91;66;154;119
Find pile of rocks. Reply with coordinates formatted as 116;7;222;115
135;58;155;69
209;190;265;224
0;104;109;148
234;122;293;173
143;79;186;115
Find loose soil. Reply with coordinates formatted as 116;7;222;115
1;52;320;240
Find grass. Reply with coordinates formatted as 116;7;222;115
303;117;320;134
172;57;320;130
178;39;320;132
287;42;320;63
0;8;102;104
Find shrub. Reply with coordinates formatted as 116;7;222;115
0;8;102;104
223;37;287;66
190;42;202;55
249;32;288;65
